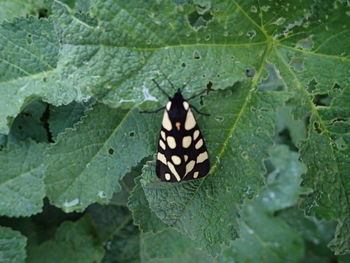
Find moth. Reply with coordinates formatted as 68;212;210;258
143;79;210;182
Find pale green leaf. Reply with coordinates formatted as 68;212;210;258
44;103;159;212
0;141;46;217
218;145;305;263
26;216;104;263
0;226;27;263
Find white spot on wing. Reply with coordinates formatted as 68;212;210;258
184;155;188;162
183;101;189;110
162;111;172;131
157;152;167;165
195;139;203;149
161;131;166;140
166;101;172;111
185;109;196;130
182;136;192;148
193;171;199;178
193;130;200;140
185;160;196;176
168;162;181;181
171;155;181;165
197;152;208;163
159;140;166;150
167;136;176;149
165;173;171;181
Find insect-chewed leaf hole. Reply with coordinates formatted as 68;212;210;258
181;62;186;67
258;114;264;120
108;148;114;155
313;93;330;106
193;51;201;59
313;121;322;134
216;116;224;122
129;131;135;137
245;68;256;78
206;81;213;89
241;151;249;159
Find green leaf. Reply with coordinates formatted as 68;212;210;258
0;0;50;22
0;16;70;134
141;228;215;263
299;86;350;254
44;103;159;212
101;218;140;263
279;208;336;263
219;145;305;263
140;86;287;253
0;141;46;217
0;226;27;263
52;0;265;107
87;204;132;242
128;175;168;233
49;100;93;139
26;215;104;263
10;100;48;143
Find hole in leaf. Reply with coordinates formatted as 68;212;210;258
313;121;322;134
181;62;186;67
26;34;32;44
187;9;213;30
38;8;49;18
307;79;317;93
193;51;201;59
289;56;304;71
241;151;249;159
331;117;346;124
245;68;256;78
216;116;224;122
278;128;298;151
108;148;114;155
206;81;213;89
246;30;256;39
313;93;330;106
129;131;135;137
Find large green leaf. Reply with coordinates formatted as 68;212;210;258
44;103;159;212
52;0;264;108
0;141;46;217
139;86;286;253
26;215;104;263
0;16;74;134
0;226;27;263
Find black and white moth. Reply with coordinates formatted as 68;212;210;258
145;79;210;182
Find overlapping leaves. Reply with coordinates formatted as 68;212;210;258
0;0;349;261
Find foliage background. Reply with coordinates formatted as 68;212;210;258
0;0;349;262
